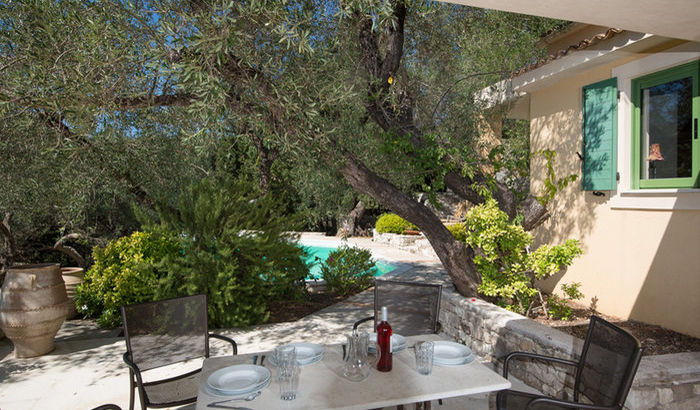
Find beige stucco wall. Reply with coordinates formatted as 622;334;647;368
528;61;700;338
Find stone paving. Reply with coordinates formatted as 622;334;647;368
0;234;532;410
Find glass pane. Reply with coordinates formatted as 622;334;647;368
640;77;693;180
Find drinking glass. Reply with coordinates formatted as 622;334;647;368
273;345;297;368
278;366;300;400
274;345;300;400
414;341;434;375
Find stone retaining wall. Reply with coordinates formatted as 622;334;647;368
372;230;437;258
438;286;700;410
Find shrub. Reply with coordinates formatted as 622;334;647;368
320;245;376;296
547;282;585;320
151;178;309;328
375;213;418;234
460;198;583;316
446;223;467;242
74;231;179;327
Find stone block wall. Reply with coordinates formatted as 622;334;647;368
372;230;437;258
438;286;700;409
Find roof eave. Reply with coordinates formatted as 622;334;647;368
479;32;668;113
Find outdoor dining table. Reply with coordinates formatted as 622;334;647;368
196;334;511;409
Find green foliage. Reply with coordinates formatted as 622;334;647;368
319;245;376;297
446;223;467;242
460;199;582;316
75;232;179;327
536;150;579;206
151;178;309;328
375;213;418;234
547;282;585;320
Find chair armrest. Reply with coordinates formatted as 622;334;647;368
122;352;146;388
209;332;237;355
525;396;617;410
503;351;578;378
353;316;373;331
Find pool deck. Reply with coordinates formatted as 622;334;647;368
0;233;533;409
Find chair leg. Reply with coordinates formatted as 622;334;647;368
128;370;135;410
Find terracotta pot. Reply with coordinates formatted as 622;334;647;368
61;267;84;319
403;230;421;236
0;263;70;358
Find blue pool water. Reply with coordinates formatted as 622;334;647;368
302;245;398;281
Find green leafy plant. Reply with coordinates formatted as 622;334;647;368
151;178;309;328
375;213;418;234
446;223;467;242
547;282;585;320
319;245;376;297
536;150;579;206
74;231;179;327
460;199;583;316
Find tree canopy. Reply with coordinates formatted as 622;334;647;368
0;0;563;295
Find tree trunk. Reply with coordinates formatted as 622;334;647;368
0;212;17;270
249;134;278;194
341;153;480;295
337;200;366;237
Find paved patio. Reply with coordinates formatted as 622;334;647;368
0;234;536;409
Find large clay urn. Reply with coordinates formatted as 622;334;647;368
0;263;70;358
61;267;84;319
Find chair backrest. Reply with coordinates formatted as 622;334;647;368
372;279;442;336
574;315;642;408
121;294;210;372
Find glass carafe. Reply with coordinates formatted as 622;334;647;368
343;330;376;382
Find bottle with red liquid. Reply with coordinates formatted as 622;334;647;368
376;306;392;372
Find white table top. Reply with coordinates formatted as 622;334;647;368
196;334;510;410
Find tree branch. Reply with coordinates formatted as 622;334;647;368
340;151;481;295
0;212;17;269
113;92;195;109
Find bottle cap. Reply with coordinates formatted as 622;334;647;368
381;306;388;322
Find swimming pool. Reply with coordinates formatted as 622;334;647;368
301;245;398;280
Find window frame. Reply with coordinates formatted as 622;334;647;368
630;60;700;189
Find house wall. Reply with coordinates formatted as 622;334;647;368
527;57;700;338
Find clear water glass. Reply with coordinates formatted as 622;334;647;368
278;365;300;400
414;341;434;375
273;345;297;368
274;345;300;400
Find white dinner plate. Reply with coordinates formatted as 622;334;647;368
432;341;472;365
269;342;324;366
368;333;408;353
206;377;271;397
206;365;271;395
434;353;475;366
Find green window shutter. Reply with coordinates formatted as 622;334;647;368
582;78;618;190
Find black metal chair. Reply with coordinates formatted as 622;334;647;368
121;294;237;410
90;405;122;410
497;315;642;410
353;279;443;336
354;279;443;410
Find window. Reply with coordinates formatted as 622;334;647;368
631;60;699;189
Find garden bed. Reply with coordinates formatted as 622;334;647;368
533;301;700;356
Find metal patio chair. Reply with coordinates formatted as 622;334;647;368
497;315;642;410
353;279;443;336
121;294;237;410
353;279;443;409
